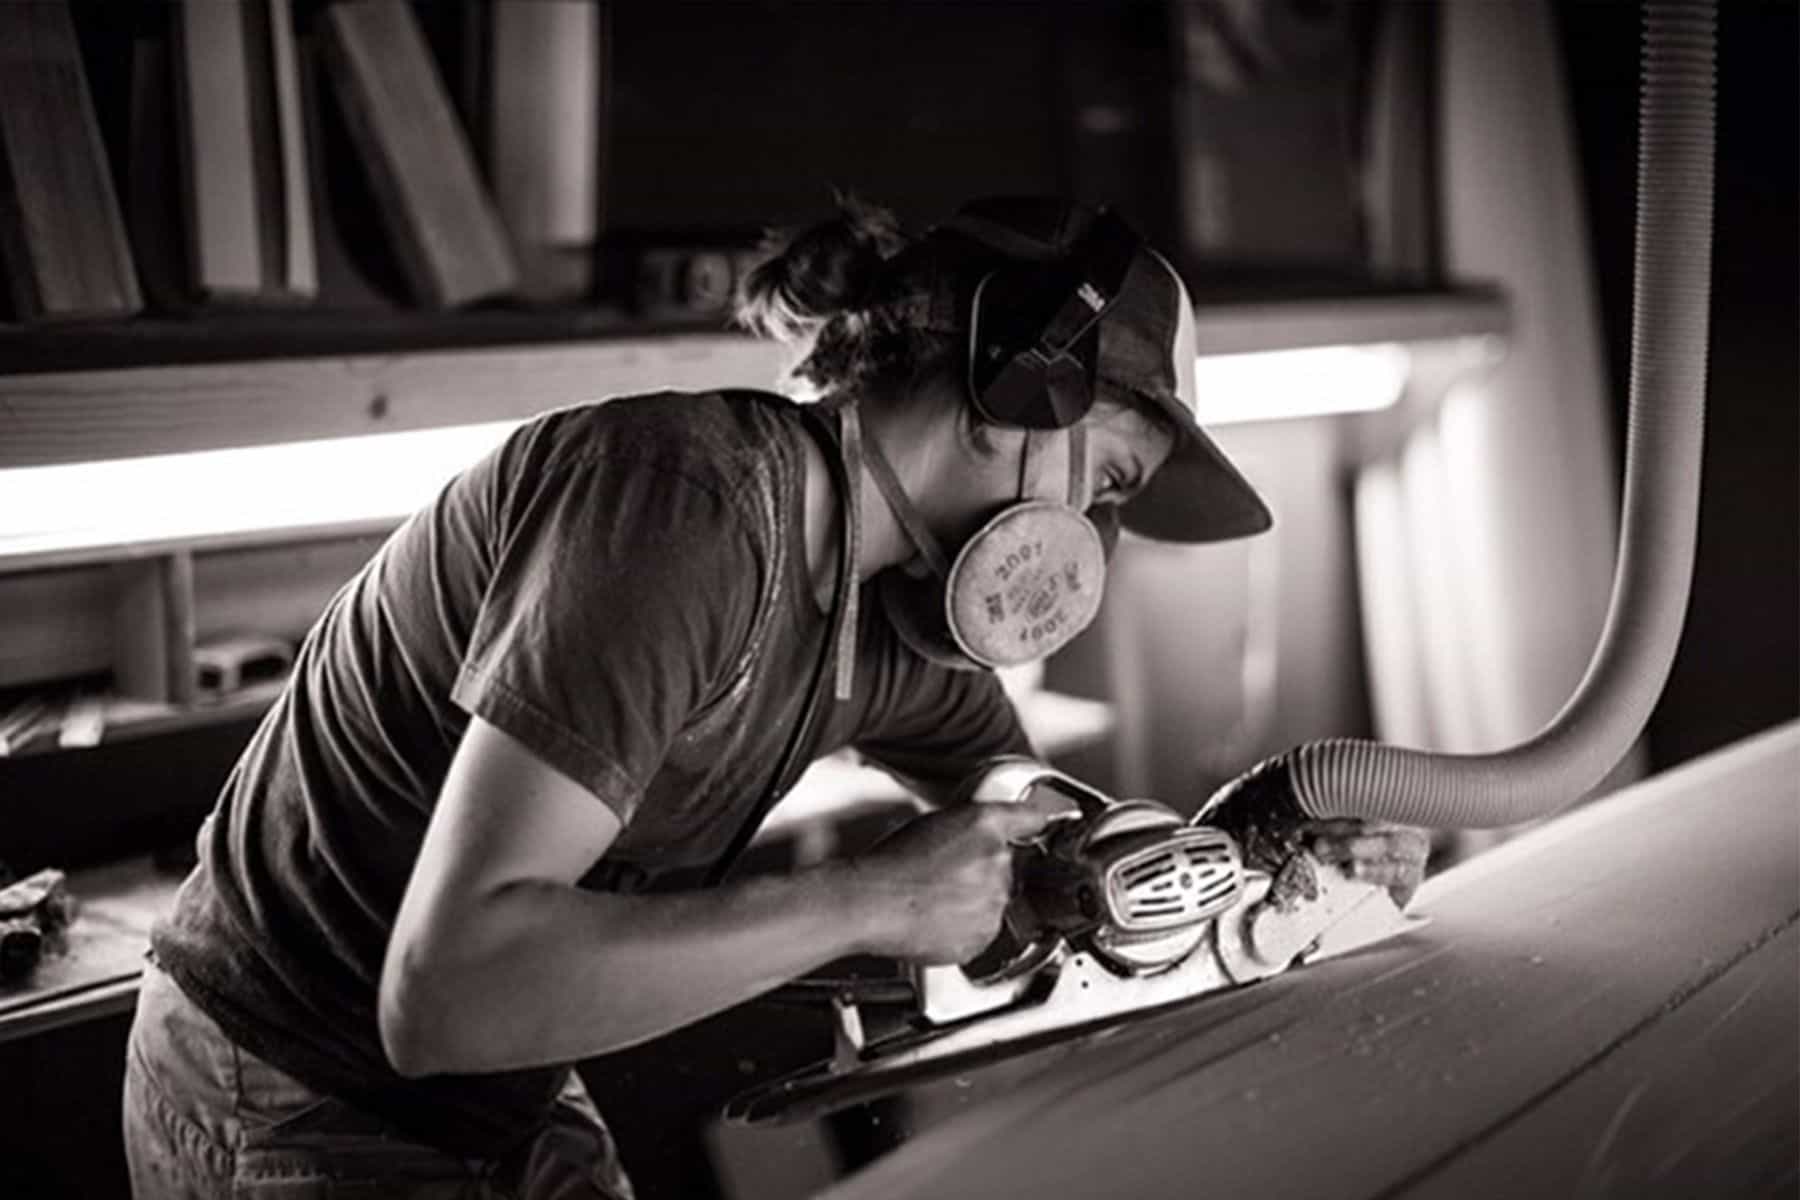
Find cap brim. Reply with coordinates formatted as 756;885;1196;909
1119;407;1273;544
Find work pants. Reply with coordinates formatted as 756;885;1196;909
122;959;634;1198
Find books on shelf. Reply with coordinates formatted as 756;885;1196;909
0;0;143;322
172;0;318;303
484;0;604;302
322;0;519;309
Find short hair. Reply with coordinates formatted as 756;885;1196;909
735;193;956;401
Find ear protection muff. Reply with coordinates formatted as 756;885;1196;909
955;208;1143;431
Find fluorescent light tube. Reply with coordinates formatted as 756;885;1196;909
0;341;1411;560
1193;344;1410;426
0;421;521;557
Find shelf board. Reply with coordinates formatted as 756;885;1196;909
0;286;1509;371
0;329;792;470
0;855;182;1044
89;679;285;744
0;305;730;375
0;286;1509;473
0;516;398;575
0;679;282;760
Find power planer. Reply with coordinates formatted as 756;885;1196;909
725;759;1425;1125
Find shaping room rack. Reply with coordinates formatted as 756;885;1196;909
0;329;790;753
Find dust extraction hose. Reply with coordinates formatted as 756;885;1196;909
1232;0;1717;829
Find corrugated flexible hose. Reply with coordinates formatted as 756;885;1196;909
1213;0;1716;829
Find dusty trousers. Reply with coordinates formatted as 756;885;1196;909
122;958;634;1199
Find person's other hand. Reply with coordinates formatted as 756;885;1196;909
1301;819;1431;909
850;802;1052;965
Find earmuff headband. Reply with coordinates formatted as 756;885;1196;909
963;209;1143;431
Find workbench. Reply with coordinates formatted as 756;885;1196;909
778;721;1798;1199
0;856;179;1045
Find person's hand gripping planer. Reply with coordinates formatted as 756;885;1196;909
725;759;1426;1125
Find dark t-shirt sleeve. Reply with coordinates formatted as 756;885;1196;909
450;451;759;824
852;639;1036;803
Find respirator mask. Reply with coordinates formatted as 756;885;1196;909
864;419;1113;672
846;198;1272;671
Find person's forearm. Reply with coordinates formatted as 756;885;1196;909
381;862;878;1077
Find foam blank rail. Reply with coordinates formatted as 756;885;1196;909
809;721;1800;1200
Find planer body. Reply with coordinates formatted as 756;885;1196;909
725;760;1424;1125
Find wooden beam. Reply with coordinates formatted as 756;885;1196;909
0;334;788;469
807;722;1800;1200
0;293;1507;468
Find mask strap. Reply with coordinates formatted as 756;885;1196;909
1021;423;1088;507
708;397;863;886
1018;428;1038;499
860;422;952;579
832;406;864;702
1067;422;1090;509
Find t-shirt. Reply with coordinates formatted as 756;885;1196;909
151;390;1031;1156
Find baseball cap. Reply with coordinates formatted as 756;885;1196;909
897;196;1273;545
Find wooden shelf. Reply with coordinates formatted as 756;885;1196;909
0;284;1502;759
0;855;182;1045
82;678;284;747
0;678;283;760
0;516;398;576
0;306;729;375
0;329;791;471
0;290;1510;473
